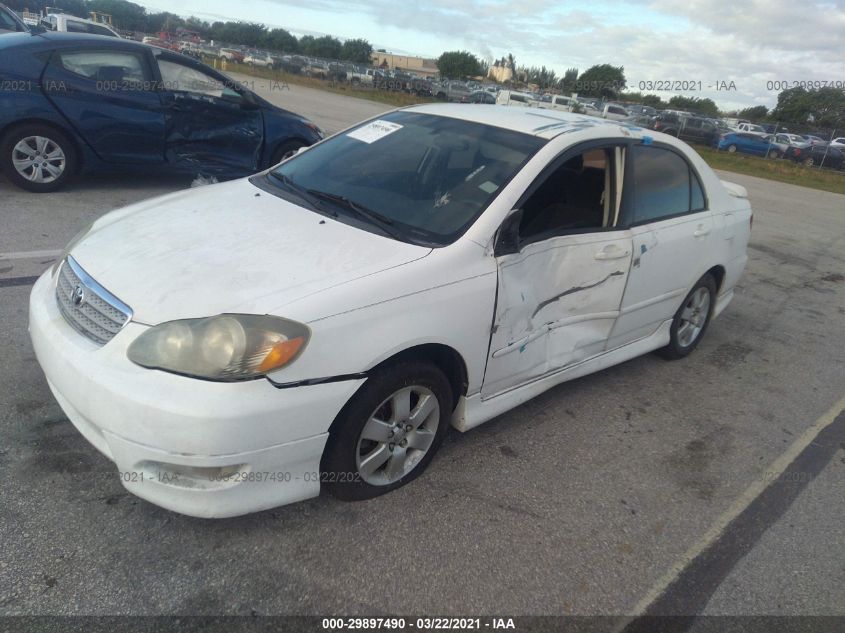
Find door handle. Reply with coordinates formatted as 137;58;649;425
594;246;630;260
694;225;711;237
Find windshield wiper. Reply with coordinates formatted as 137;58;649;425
305;189;405;240
267;172;337;217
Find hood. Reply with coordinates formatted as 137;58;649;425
70;178;431;324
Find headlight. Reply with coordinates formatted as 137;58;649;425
305;121;324;139
127;314;310;381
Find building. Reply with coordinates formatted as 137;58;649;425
488;57;514;83
88;11;113;26
370;52;439;78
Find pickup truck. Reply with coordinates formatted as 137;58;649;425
244;52;273;68
349;67;378;85
304;60;329;79
735;122;767;134
434;81;473;102
600;103;631;121
219;48;245;63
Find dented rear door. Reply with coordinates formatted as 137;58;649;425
482;229;632;398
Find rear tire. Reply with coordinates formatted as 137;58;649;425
726;144;737;153
660;274;717;360
321;361;452;501
0;123;77;193
803;157;815;167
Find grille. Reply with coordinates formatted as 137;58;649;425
55;256;132;345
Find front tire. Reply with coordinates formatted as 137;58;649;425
660;274;717;360
726;144;737;153
321;361;452;501
270;140;307;166
0;124;77;192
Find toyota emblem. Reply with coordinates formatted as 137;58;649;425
71;284;85;307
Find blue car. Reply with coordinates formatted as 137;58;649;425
0;32;323;192
717;132;777;158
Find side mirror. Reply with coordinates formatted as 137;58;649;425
494;209;523;256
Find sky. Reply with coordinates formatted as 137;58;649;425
137;0;845;111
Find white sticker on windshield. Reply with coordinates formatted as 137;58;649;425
478;181;499;194
347;120;403;144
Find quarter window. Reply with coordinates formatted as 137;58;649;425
631;145;705;223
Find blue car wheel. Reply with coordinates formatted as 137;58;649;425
1;123;78;193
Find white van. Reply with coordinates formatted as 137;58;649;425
40;13;120;37
495;90;535;106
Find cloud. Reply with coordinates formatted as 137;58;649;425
146;0;845;109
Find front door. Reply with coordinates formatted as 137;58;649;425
482;144;633;398
154;53;264;176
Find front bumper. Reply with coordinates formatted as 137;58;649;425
28;270;364;518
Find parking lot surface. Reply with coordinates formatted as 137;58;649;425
1;85;843;619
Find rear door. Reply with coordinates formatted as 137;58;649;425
153;52;264;176
41;46;165;164
608;144;713;348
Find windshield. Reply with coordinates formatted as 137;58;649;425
268;111;546;246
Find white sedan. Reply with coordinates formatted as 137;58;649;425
29;105;752;517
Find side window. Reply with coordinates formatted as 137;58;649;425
0;10;20;30
88;24;116;37
57;50;147;85
519;146;623;241
65;20;87;32
631;145;705;223
157;59;239;100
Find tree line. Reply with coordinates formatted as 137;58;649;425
437;50;845;129
5;0;374;62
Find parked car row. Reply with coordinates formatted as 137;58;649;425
631;109;845;169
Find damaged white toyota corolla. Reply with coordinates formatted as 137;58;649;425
30;104;751;517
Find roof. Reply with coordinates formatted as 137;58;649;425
0;30;141;51
406;103;642;140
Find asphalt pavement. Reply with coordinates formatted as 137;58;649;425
0;84;843;624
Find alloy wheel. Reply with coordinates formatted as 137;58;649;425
12;136;66;184
677;287;711;348
355;385;440;486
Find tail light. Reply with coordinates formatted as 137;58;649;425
793;148;801;156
